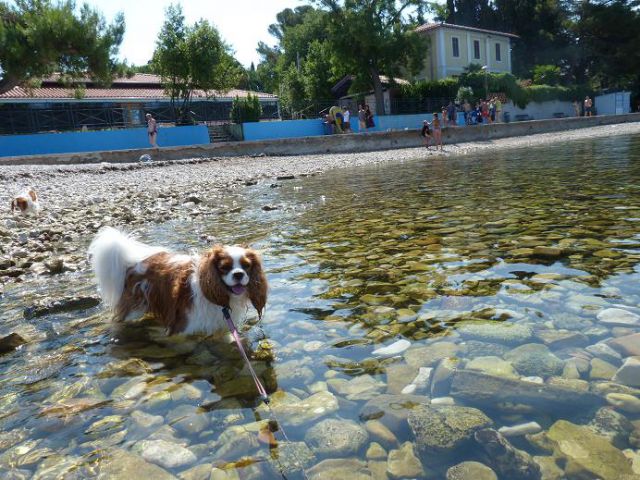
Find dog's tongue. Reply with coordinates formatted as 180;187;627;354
231;285;246;295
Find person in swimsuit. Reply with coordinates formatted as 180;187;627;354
432;113;443;151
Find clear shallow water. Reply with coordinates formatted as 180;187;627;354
2;135;640;478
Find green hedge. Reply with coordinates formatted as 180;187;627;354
398;73;592;109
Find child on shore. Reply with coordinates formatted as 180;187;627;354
420;120;432;149
432;113;443;151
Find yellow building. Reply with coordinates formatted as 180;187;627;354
416;23;518;81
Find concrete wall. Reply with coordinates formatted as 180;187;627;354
243;119;325;141
0;125;210;158
502;100;575;120
2;113;638;166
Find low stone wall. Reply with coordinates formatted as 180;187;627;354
2;113;639;166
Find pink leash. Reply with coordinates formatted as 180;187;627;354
222;306;270;403
222;306;311;480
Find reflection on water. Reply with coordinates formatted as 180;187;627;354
2;135;640;479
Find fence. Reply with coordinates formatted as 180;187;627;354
0;100;280;135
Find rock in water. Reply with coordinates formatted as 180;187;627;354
504;343;563;378
304;419;369;456
96;448;175;480
372;339;411;356
0;333;27;354
446;461;498;480
450;370;603;413
408;405;492;454
386;442;424;478
133;439;196;469
597;308;640;327
474;429;540;480
547;420;634;480
613;357;640;387
306;459;372;480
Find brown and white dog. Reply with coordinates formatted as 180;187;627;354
89;227;267;335
11;187;39;216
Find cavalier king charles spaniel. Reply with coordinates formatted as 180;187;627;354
11;187;39;216
89;227;267;335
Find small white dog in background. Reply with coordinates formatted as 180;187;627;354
11;187;40;216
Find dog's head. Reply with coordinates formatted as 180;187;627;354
198;245;267;317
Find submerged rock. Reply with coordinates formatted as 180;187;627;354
404;341;460;368
588;407;633;448
23;295;100;319
359;393;430;430
455;321;533;345
446;461;497;480
606;393;640;413
304;418;369;456
96;448;176;480
268;441;316;475
450;370;603;413
466;356;518;379
408;404;492;454
614;357;640;387
474;429;540;480
133;439;196;469
307;458;372;480
608;333;640;356
386;441;424;478
547;420;634;480
504;343;563;378
0;333;27;355
256;390;339;427
597;308;640;327
372;339;411;356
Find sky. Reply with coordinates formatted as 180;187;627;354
81;0;302;67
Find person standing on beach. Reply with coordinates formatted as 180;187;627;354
495;97;502;123
365;105;375;129
573;100;581;117
343;107;352;133
584;96;593;117
432;113;443;151
358;105;367;131
420;120;432;149
146;113;158;148
463;100;471;125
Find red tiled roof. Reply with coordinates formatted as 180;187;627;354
0;86;277;101
43;73;163;85
416;22;519;39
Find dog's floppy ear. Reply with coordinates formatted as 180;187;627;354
198;245;230;307
27;188;37;202
246;249;268;319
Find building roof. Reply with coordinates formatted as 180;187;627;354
0;73;278;102
416;22;519;39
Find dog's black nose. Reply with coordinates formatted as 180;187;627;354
233;271;244;280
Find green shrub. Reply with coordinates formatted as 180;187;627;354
230;93;262;123
532;65;562;86
456;86;474;103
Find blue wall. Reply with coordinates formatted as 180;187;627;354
243;119;326;141
0;125;210;158
242;113;466;140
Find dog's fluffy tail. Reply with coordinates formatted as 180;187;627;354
89;227;165;308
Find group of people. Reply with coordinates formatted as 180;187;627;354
461;97;503;125
324;104;375;134
420;114;443;151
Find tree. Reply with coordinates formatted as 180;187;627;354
0;0;125;94
313;0;428;115
152;4;240;123
230;93;262;123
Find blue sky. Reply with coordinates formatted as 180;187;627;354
81;0;302;67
